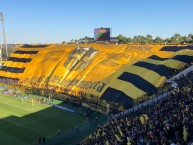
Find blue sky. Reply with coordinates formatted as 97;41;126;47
0;0;193;44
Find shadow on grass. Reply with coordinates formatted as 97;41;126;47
0;98;107;145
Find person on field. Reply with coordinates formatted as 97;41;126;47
42;137;45;144
38;137;41;144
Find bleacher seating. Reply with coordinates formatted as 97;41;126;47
81;71;193;145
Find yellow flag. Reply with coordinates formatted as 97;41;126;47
89;134;92;139
143;114;149;121
97;130;100;136
126;118;130;125
126;117;129;123
149;123;152;129
127;137;131;145
118;126;124;137
106;141;109;145
115;134;121;142
183;126;187;141
140;116;145;124
102;131;105;136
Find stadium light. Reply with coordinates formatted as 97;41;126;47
0;43;2;64
0;12;8;58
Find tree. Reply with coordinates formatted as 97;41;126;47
84;36;90;44
78;38;84;44
181;36;189;44
116;34;128;44
74;39;79;44
140;36;147;44
133;35;143;44
127;37;133;44
170;36;179;44
146;34;153;44
64;33;193;45
154;37;163;44
133;36;138;44
188;34;193;43
70;39;75;44
164;38;170;44
122;36;127;44
117;34;124;43
171;33;182;44
62;41;66;44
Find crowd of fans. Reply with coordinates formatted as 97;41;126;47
81;71;193;145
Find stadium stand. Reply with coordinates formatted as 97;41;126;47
0;44;193;113
81;71;193;145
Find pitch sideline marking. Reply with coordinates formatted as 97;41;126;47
0;116;20;126
1;100;59;127
3;101;33;112
0;112;59;127
3;100;48;112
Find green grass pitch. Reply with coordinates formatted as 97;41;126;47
0;94;88;145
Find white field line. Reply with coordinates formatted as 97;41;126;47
0;99;18;104
19;100;50;111
1;100;59;127
0;116;20;126
4;101;32;112
3;100;47;112
3;100;15;104
0;112;59;127
0;95;48;111
18;112;59;126
17;101;45;112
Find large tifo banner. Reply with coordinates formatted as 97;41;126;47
0;44;193;108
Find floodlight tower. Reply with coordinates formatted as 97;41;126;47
0;43;2;63
0;12;8;58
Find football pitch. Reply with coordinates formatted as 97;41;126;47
0;94;88;145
